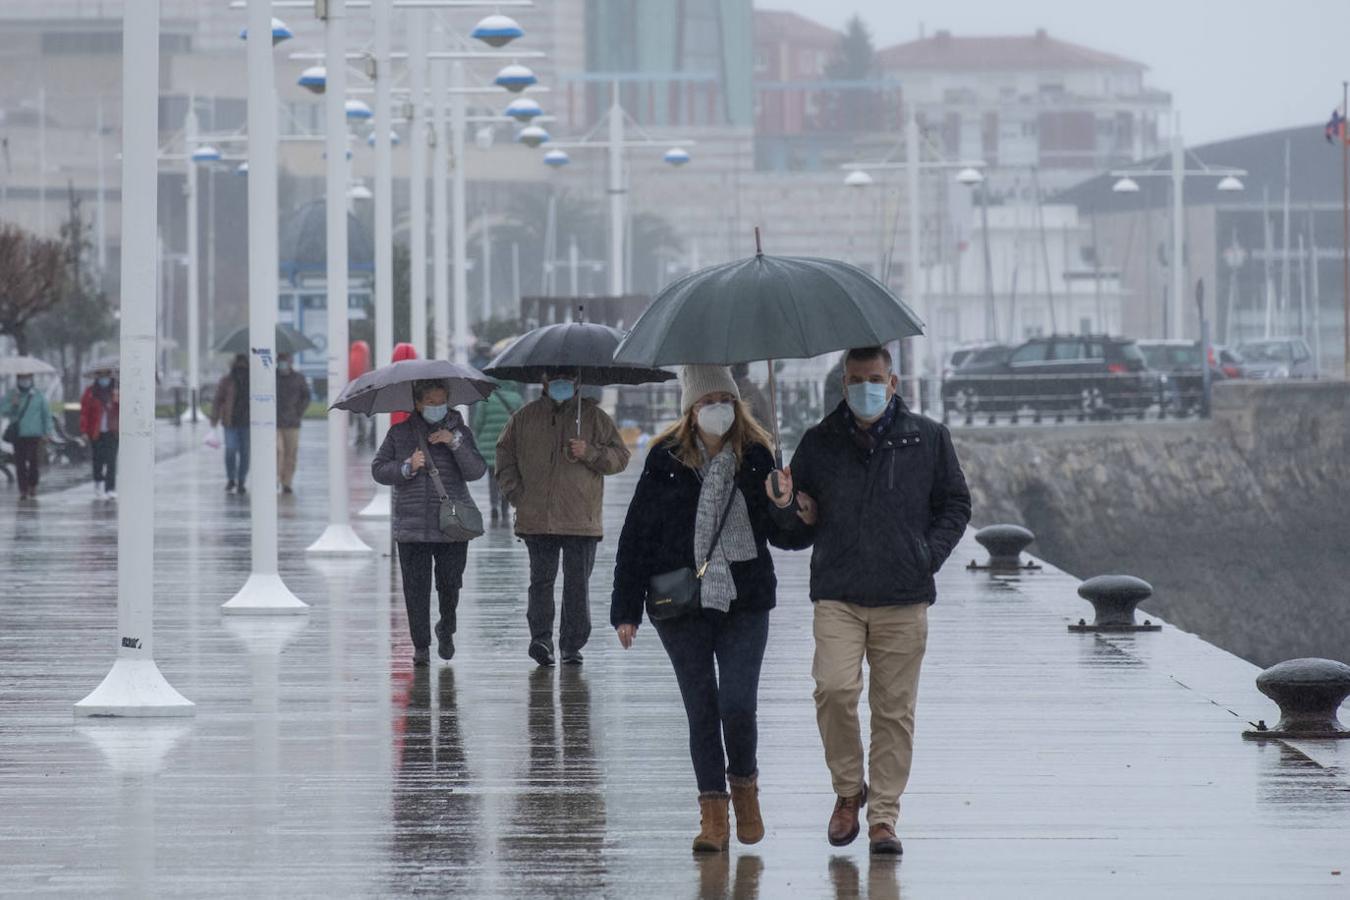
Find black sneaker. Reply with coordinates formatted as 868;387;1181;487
435;621;455;661
236;483;247;495
561;651;584;665
412;647;430;667
528;640;556;667
281;485;294;495
226;480;236;493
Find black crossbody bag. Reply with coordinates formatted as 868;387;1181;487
3;391;34;446
645;486;738;622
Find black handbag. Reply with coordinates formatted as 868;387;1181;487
646;485;739;622
418;431;484;542
3;391;34;445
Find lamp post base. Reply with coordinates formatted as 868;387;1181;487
222;572;309;615
358;487;391;518
306;523;373;555
75;658;195;718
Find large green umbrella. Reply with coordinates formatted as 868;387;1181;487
214;324;317;356
613;230;924;465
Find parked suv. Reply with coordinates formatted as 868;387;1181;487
943;334;1152;420
943;342;1010;379
1233;337;1316;379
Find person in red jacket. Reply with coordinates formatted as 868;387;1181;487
80;367;120;500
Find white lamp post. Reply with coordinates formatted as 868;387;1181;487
225;0;310;610
307;0;372;556
407;9;429;356
75;0;194;716
359;0;395;520
430;22;450;360
1110;111;1245;339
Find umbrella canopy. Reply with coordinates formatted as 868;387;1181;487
0;355;58;376
612;252;923;367
82;356;120;376
214;324;318;356
483;322;674;386
332;359;496;416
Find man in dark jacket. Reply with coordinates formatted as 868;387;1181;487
769;345;971;856
274;353;311;495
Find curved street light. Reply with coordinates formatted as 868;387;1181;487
239;17;293;46
191;145;223;164
955;166;985;187
1112;176;1141;193
1216;174;1245;192
298;65;326;94
543;149;570;168
345;98;373;122
663;147;691;166
516;124;549;148
504;97;543;123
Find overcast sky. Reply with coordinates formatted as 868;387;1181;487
764;0;1348;146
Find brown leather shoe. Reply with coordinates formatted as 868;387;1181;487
727;773;764;844
827;782;868;846
692;791;730;853
868;823;903;855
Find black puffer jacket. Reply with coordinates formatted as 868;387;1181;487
610;440;814;627
783;398;972;607
373;412;487;543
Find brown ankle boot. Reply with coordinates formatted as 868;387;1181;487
692;791;730;853
727;773;765;844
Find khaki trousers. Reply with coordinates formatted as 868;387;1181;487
812;599;928;828
277;427;300;488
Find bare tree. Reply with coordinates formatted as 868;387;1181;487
0;223;65;355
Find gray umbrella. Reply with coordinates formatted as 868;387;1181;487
215;324;317;356
82;356;120;376
0;355;58;376
613;231;924;465
331;358;496;415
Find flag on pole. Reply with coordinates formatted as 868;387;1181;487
1325;106;1346;144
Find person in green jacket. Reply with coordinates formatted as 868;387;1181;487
471;378;524;525
1;373;55;501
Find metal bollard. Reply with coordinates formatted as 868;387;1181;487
1068;574;1160;632
1243;658;1350;740
968;524;1041;572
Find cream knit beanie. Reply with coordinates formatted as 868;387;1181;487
679;364;740;414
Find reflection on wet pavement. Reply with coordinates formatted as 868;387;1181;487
0;422;1347;897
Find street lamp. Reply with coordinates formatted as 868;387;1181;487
298;65;326;94
494;63;537;92
663;147;691;167
238;16;293;45
517;124;549;147
470;14;523;47
1111;112;1246;339
543;148;570;168
505;97;543;122
191;145;223;164
955;167;984;187
844;169;873;188
344;98;373;121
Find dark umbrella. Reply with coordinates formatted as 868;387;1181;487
483;319;674;435
613;229;924;467
214;324;318;356
82;356;120;377
331;358;496;415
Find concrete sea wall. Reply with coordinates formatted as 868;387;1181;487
952;381;1350;667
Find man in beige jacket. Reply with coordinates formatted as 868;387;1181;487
495;370;631;666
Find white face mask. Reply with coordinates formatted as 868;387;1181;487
696;402;736;438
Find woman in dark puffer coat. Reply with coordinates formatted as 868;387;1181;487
373;379;486;666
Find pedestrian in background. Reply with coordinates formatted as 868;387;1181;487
611;365;813;852
274;352;310;495
496;368;630;667
373;378;487;667
210;354;251;494
769;345;971;856
470;376;523;525
1;373;54;502
79;368;119;500
731;362;771;428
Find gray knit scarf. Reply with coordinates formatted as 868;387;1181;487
693;441;758;613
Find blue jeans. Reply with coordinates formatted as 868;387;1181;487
653;608;770;794
224;426;250;484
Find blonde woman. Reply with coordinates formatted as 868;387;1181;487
610;365;814;853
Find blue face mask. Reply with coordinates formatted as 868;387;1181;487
546;380;576;403
846;381;891;421
16;378;33;391
96;377;112;388
420;403;449;423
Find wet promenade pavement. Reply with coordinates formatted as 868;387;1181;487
1;421;1347;898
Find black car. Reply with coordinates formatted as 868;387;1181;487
942;335;1152;421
